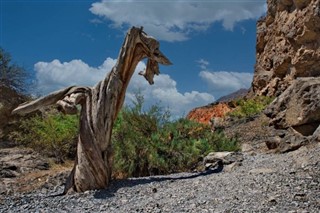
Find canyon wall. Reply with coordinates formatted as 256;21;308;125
250;0;320;97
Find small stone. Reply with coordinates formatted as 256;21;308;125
205;163;214;170
268;196;277;204
293;193;307;201
265;137;281;149
189;203;196;209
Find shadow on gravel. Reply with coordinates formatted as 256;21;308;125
93;162;223;199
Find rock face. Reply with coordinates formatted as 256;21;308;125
186;103;232;125
186;89;250;124
247;0;320;152
263;77;320;152
250;0;320;97
265;77;320;135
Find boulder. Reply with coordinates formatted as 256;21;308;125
265;77;320;136
203;151;244;171
311;125;320;142
278;134;309;153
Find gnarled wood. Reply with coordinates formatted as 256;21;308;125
12;27;171;193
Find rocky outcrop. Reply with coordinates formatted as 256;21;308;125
186;89;250;124
0;148;49;178
263;77;320;152
186;103;232;125
245;0;320;152
250;0;320;97
0;148;52;195
265;77;320;135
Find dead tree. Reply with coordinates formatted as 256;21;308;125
12;27;171;193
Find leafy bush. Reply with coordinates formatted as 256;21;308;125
228;96;274;118
112;94;239;178
10;111;78;163
11;94;239;177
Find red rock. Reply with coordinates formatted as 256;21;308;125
186;103;232;125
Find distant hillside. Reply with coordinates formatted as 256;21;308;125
216;88;249;103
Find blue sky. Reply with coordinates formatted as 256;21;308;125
1;0;266;117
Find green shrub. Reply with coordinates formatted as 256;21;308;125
228;96;274;118
10;112;78;163
112;94;239;178
11;93;239;177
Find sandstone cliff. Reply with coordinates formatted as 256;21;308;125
250;0;320;97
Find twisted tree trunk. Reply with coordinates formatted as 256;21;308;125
12;27;171;193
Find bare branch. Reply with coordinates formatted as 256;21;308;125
12;86;90;115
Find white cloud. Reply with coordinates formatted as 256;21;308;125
90;18;103;25
34;58;115;94
199;70;253;98
89;0;266;41
34;58;213;117
197;59;210;70
127;72;214;117
34;57;254;116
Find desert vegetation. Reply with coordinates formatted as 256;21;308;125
10;93;239;178
9;111;79;163
227;96;274;119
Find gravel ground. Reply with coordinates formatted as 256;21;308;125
1;143;319;213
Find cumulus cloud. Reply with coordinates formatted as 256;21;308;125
34;58;213;117
34;58;116;94
89;0;266;41
199;70;253;98
127;72;214;117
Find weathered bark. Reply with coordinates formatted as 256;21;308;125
12;27;171;193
